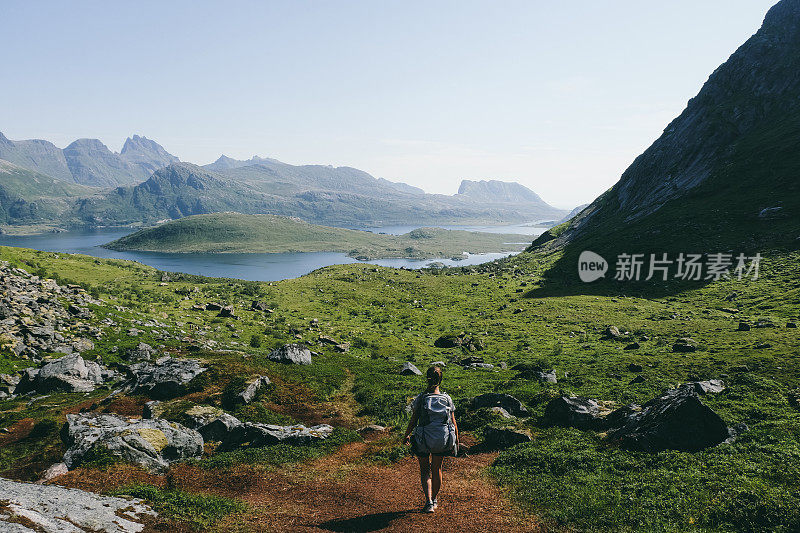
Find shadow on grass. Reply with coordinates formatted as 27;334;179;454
318;510;413;532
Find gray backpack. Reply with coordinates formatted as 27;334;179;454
412;393;458;456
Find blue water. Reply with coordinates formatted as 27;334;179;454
0;223;543;282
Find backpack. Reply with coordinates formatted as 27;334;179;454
412;392;458;456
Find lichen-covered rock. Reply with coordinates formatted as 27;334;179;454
15;354;115;394
607;386;731;452
0;477;156;532
62;413;203;472
268;344;312;365
125;342;156;361
219;422;334;451
542;395;603;430
471;393;529;417
128;357;206;399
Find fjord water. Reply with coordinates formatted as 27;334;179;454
0;224;543;281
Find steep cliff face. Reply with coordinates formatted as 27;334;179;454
63;138;150;187
552;0;800;250
0;132;74;183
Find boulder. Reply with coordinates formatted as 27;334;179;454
251;300;273;312
15;354;115;394
62;413;203;473
542;395;602;430
672;338;698;353
399;362;422;375
217;306;236;318
603;326;622;339
205;302;224;311
787;322;798;328
125;342;156;362
607;386;731;452
627;363;643;372
37;462;69;483
219;422;335;451
471;393;529;417
737;322;751;331
434;333;484;351
0;373;20;396
0;477;156;532
490;407;513;419
483;427;531;450
686;379;725;395
128;357;207;400
468;363;494;370
235;375;272;405
268;344;312;365
194;412;243;443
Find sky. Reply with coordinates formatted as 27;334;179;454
0;0;778;208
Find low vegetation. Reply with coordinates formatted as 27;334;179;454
102;212;529;259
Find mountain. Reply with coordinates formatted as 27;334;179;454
0;159;98;225
457;180;549;205
0;132;74;182
377;177;425;195
557;204;590;224
0;132;179;188
534;0;800;260
119;135;180;176
63;138;151;187
205;154;281;172
102;212;528;258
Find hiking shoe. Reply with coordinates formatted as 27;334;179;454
423;501;435;513
433;498;438;510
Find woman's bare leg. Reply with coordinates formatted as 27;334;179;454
431;455;444;501
417;455;432;501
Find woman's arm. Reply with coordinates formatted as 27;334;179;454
403;408;419;445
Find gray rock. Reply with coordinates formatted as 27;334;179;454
686;379;726;395
672;337;698;353
125;342;156;361
0;476;156;532
196;413;243;443
471;393;529;417
489;407;513;419
235;375;272;405
268;344;312;365
543;396;602;430
468;363;494;370
36;462;68;483
399;362;422;375
15;354;115;394
357;424;387;435
603;325;622;339
220;422;334;451
607;386;731;452
483;427;531;450
63;412;203;473
128;357;206;400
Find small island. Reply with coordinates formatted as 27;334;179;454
103;213;531;260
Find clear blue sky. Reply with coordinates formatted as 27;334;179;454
1;0;778;207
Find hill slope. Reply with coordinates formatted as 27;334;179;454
0;159;99;226
533;0;800;280
103;212;529;259
457;179;549;206
0;132;74;182
120;134;180;176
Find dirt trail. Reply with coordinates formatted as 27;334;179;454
206;439;541;533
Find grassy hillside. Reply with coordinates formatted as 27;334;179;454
103;212;530;259
0;244;797;530
0;160;100;227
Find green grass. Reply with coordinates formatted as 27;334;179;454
102;212;529;259
0;243;798;530
110;483;246;530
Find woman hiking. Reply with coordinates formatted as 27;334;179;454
403;366;459;513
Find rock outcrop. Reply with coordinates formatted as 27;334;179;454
268;344;312;365
15;354;116;394
0;477;156;532
219;423;334;451
128;357;206;399
62;413;203;473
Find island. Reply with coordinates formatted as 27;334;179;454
102;213;531;260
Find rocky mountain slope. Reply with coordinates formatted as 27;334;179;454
120;134;180;176
0;132;181;188
538;0;800;257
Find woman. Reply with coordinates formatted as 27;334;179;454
403;366;459;513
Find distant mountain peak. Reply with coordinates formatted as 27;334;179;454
457;179;548;205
